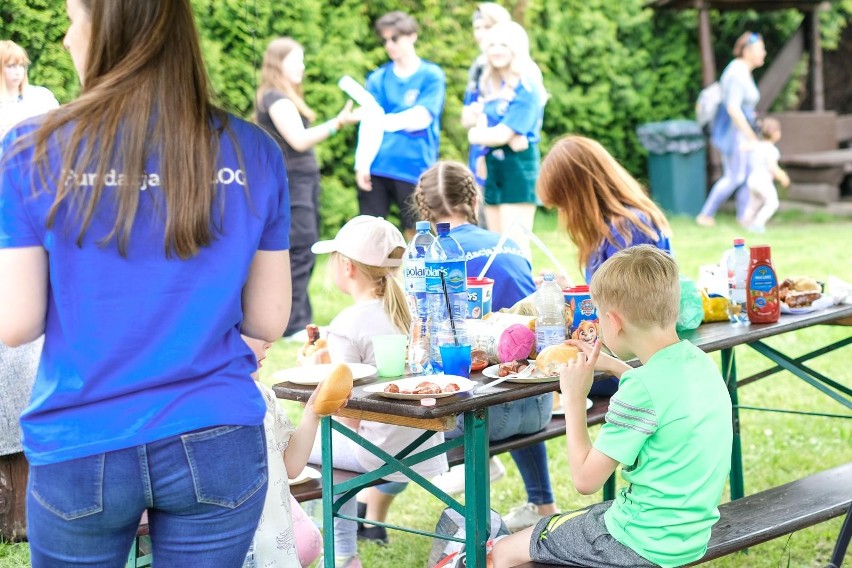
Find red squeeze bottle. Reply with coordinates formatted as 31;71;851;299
746;245;780;323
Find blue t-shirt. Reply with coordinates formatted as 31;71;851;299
449;224;535;311
0;115;290;465
586;209;672;284
463;57;487;186
366;60;445;184
483;79;543;144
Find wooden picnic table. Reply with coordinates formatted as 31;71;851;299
274;303;852;568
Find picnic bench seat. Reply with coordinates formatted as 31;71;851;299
514;461;852;568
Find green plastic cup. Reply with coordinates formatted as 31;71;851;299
371;334;408;377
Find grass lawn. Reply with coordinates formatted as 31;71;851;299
2;209;850;567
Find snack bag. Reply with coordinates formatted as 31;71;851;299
701;289;729;323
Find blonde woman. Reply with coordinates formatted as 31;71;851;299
462;3;512;188
255;37;359;337
0;40;58;140
467;21;546;259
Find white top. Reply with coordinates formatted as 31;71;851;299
748;141;780;185
0;85;59;139
251;383;300;568
327;300;448;482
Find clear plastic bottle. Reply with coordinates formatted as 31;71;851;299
403;221;434;374
724;237;750;324
425;222;467;371
535;273;566;353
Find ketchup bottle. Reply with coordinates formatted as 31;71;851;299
746;245;780;323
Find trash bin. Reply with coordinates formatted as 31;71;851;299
637;120;706;217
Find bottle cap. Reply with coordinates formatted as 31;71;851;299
543;273;555;282
749;245;772;261
733;238;745;246
416;221;431;232
435;222;450;234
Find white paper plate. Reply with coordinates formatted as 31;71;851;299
363;375;475;400
780;295;833;315
272;363;377;386
288;465;321;486
481;361;559;383
552;398;593;415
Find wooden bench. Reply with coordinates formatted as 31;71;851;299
514;461;852;568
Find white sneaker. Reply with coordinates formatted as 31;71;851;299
503;502;547;533
432;457;506;495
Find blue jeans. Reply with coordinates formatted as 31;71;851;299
447;393;555;505
27;424;268;568
700;134;751;220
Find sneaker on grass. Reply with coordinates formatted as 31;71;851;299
431;456;506;495
503;502;547;533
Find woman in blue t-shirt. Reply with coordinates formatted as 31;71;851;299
467;21;546;260
0;1;292;565
697;31;766;227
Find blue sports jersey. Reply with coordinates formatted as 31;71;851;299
366;60;445;184
483;79;543;144
586;209;673;283
0;114;290;465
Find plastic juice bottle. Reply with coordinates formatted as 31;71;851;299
746;245;780;323
725;237;749;324
425;222;467;370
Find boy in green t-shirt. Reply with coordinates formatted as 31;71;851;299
492;245;733;568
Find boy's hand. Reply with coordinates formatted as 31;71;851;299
566;339;630;379
559;339;602;407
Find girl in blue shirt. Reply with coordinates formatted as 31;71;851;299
0;1;291;565
468;21;546;260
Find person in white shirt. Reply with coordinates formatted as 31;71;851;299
0;40;59;140
741;117;790;233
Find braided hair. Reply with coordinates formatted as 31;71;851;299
414;161;479;225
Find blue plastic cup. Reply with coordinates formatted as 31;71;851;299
439;343;472;378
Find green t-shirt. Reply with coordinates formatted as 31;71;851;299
594;340;733;567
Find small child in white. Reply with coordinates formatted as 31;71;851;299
742;117;790;233
242;336;325;568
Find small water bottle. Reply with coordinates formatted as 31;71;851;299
404;221;434;374
425;223;467;370
535;273;566;353
725;238;749;324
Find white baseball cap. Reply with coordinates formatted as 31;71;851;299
311;216;406;268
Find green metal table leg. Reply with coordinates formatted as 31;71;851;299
321;416;335;568
603;474;616;501
722;348;745;501
464;408;490;568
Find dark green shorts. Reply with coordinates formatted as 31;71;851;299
483;144;540;205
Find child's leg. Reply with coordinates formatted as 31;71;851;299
491;526;535;568
741;186;762;228
289;496;323;566
752;184;779;228
362;482;407;525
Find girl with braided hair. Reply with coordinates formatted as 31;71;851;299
414;161;558;533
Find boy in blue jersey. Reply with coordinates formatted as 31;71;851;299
492;245;733;568
355;11;445;238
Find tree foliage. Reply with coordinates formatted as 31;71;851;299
2;0;849;237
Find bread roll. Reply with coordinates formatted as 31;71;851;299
313;364;354;415
535;343;580;377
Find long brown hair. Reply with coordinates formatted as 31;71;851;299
256;38;316;122
21;0;227;258
414;161;478;225
537;135;672;273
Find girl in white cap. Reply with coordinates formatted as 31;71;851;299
307;215;448;568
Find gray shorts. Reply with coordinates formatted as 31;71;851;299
529;502;657;567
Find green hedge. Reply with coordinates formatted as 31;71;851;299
3;0;850;237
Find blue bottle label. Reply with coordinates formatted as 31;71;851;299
404;259;427;293
425;260;467;294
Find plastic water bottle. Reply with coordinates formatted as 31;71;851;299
425;222;467;371
535;273;566;353
404;221;434;374
724;237;749;324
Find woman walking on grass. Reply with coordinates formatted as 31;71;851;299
0;0;292;564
